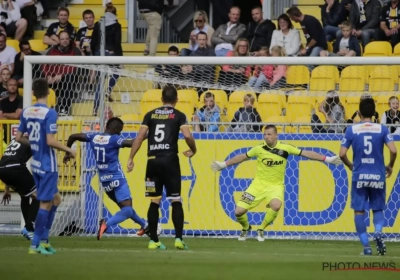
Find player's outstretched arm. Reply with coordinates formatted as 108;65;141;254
301;150;343;165
47;134;76;157
211;154;248;172
339;147;353;170
181;126;197;157
127;126;148;172
385;141;397;177
64;133;88;163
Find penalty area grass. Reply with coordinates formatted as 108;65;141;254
0;236;400;280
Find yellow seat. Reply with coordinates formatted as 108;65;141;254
31;88;56;108
368;66;395;92
120;113;140;131
286;66;310;87
264;116;290;133
375;94;393;117
28;39;48;52
393;43;400;56
7;39;19;52
175;94;194;120
178;89;198;107
227;91;257;120
226;102;244;121
292;116;313;133
339;66;367;92
311;66;340;84
257;94;283;120
363;41;392;56
229;90;257;103
140;89;162;115
286;95;313;122
259;90;286;107
309;77;336;91
345;96;362;117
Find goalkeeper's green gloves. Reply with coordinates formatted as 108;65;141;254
211;161;227;172
323;156;342;165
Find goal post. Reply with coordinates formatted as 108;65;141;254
19;55;400;240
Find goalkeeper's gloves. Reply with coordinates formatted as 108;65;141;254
323;155;342;165
211;161;227;172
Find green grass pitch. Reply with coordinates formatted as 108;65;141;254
1;236;400;280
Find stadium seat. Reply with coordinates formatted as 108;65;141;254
311;66;340;84
393;43;400;56
29;39;47;52
178;89;198;107
257;94;283;120
363;41;392;56
339;66;367;92
292;116;313;133
375;94;392;117
7;39;19;52
175;93;195;120
285;66;310;88
285;95;314;122
227;91;258;120
32;89;56;108
309;77;336;91
345;96;362;116
140;89;162;115
120;113;140;131
264;116;290;133
229;90;257;103
259;90;286;107
368;66;395;92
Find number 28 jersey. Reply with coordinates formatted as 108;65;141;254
18;104;58;173
141;106;188;157
341;122;393;182
85;133;125;182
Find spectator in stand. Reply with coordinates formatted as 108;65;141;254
311;90;346;133
41;31;82;116
270;14;301;56
0;78;22;120
0;22;6;35
379;0;400;48
180;32;216;85
15;0;37;39
0;34;17;73
76;9;96;56
247;6;276;55
91;2;122;116
218;38;252;88
0;68;10;99
155;46;181;79
381;96;400;133
322;0;347;41
248;46;271;90
180;10;214;56
193;91;221;132
320;21;361;56
227;93;262;132
195;0;232;28
43;7;76;47
341;0;353;20
211;6;246;57
345;0;381;48
0;0;27;42
138;0;173;56
287;6;327;57
13;40;42;87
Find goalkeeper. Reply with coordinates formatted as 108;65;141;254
211;125;342;241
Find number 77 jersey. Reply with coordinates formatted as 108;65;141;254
86;133;126;182
341;122;394;181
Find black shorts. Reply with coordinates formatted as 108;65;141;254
6;21;17;37
145;154;181;199
0;164;36;197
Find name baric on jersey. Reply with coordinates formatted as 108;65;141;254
150;143;170;150
361;158;375;164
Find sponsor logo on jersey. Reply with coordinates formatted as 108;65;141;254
31;159;41;167
341;138;346;144
50;124;57;132
145;178;156;193
101;175;113;181
356;181;385;189
150;143;170;150
117;138;124;145
93;135;111;144
352;123;382;134
151;109;176;120
240;192;255;205
358;174;381;180
23;107;48;119
262;158;284;167
388;134;394;141
361;158;375;164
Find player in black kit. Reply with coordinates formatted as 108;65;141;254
127;86;197;250
0;137;39;241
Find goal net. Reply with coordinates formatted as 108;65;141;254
5;55;399;240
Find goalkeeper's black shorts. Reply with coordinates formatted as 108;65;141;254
0;164;36;197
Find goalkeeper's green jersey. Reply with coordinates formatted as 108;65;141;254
246;141;302;188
